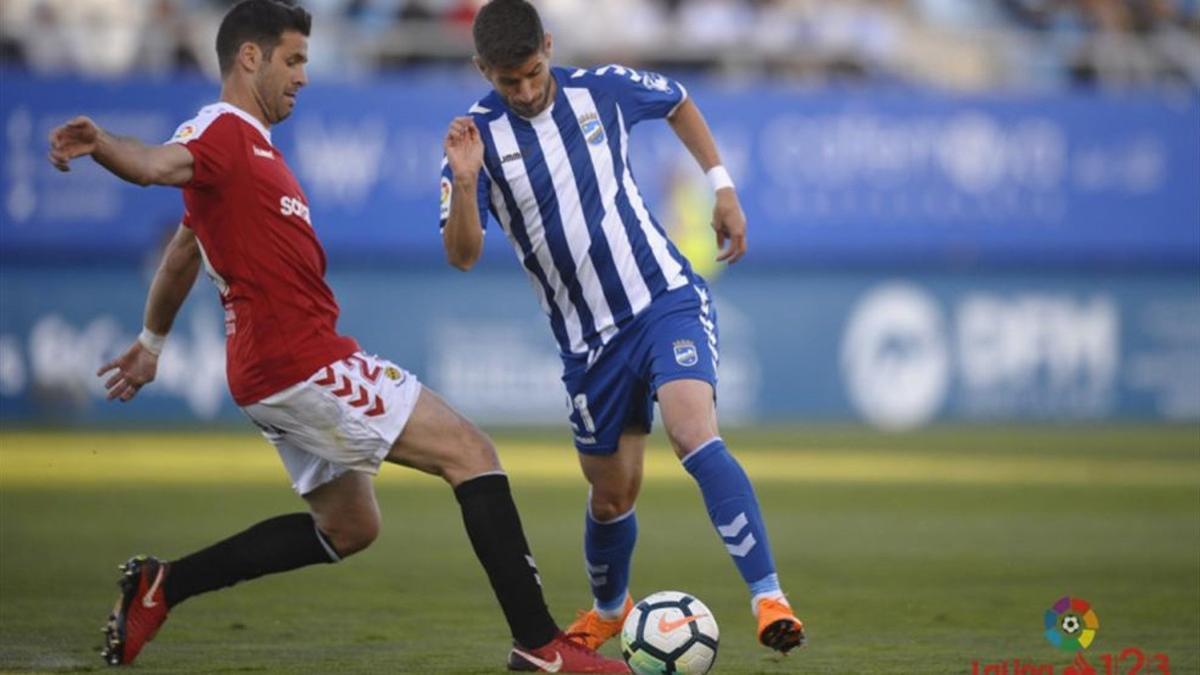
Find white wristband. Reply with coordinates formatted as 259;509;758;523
706;165;735;193
138;328;166;356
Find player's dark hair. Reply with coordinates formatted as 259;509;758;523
216;0;312;76
472;0;545;69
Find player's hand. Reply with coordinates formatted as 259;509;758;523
48;116;101;172
444;116;484;178
712;189;747;264
97;340;159;402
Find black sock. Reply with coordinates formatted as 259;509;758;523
455;473;559;649
164;513;339;607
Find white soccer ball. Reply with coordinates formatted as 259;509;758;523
1061;615;1081;634
620;591;719;675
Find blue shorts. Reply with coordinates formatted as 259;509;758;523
561;280;719;454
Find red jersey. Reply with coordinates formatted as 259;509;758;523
168;102;358;405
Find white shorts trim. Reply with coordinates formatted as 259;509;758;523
242;352;422;495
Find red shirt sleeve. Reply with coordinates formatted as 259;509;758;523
173;115;240;190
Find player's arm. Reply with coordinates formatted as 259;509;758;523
97;224;201;401
441;116;486;271
144;224;202;335
49;116;194;187
667;98;747;264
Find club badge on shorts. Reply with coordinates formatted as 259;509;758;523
384;366;405;384
673;339;698;367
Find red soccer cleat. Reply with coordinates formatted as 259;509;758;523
508;631;631;672
100;555;170;666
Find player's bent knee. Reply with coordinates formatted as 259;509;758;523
317;512;380;557
327;524;378;557
666;426;718;460
388;392;501;484
441;424;501;486
441;447;499;486
589;488;638;522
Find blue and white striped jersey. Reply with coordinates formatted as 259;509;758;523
439;65;696;356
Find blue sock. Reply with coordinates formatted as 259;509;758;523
584;504;637;617
683;438;780;598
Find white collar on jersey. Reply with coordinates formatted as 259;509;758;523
204;101;273;145
520;102;556;122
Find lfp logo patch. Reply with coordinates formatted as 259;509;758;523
1044;596;1099;652
673;340;698;367
172;124;197;142
439;176;452;220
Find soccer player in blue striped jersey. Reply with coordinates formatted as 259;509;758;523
439;0;804;657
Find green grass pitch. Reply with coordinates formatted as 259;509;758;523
1;425;1197;673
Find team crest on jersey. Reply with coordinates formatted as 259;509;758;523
172;124;197;141
384;366;405;383
673;339;698;367
440;176;452;220
578;112;606;146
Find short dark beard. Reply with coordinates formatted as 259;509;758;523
509;76;554;117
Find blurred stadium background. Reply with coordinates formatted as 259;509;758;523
1;1;1198;673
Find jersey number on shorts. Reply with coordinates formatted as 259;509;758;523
573;394;597;434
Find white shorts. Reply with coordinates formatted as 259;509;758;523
242;352;422;495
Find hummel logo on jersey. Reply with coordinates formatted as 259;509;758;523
142;566;165;608
510;648;563;672
642;71;674;94
279;195;311;226
252;145;274;159
501;151;523;164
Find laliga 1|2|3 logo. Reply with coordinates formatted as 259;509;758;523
970;597;1173;675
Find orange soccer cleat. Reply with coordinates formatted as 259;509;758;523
563;594;634;651
756;597;805;654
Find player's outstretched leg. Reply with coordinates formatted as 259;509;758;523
387;387;629;673
100;510;347;666
659;379;805;654
458;473;631;672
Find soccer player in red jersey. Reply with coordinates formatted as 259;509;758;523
47;1;627;672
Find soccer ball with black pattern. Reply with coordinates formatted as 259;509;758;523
620;591;719;674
